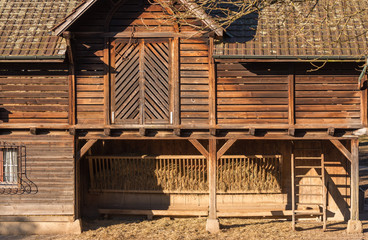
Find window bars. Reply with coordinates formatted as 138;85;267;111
0;142;36;194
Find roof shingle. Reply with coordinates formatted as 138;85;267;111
214;0;368;59
0;0;82;58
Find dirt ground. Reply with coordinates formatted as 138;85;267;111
1;217;367;240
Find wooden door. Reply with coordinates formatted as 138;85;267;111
112;39;171;124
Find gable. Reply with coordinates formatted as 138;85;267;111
54;0;223;37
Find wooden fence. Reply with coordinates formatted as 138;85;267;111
88;155;282;194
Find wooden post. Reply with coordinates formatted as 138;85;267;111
206;139;220;233
104;37;111;125
172;37;180;128
288;73;295;126
347;138;363;233
209;37;216;129
361;75;367;127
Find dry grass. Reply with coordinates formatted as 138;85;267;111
15;217;363;240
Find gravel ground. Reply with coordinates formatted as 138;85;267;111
0;217;366;240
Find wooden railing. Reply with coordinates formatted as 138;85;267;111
88;155;282;194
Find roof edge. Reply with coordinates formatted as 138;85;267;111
213;55;366;61
0;55;65;62
53;0;98;36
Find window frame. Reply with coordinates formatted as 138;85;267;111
0;144;21;187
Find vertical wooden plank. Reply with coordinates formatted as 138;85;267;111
288;73;295;126
209;37;216;128
291;153;295;230
139;40;145;125
0;149;3;182
208;139;217;219
322;153;327;231
172;37;180;126
110;39;116;124
74;136;80;220
68;63;76;125
104;37;110;125
361;75;367;127
351;138;359;221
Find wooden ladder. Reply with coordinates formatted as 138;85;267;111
291;153;327;231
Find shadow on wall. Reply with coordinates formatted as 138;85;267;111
0;108;10;122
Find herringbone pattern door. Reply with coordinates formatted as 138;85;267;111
113;39;170;124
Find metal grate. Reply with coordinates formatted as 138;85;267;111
88;155;282;194
0;142;36;194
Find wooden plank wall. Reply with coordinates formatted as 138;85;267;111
75;38;105;125
180;39;209;125
0;64;69;124
295;75;360;125
0;133;74;216
216;62;289;124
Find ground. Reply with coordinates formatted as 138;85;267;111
3;140;368;240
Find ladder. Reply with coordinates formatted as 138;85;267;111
291;153;327;231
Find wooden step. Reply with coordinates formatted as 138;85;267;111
294;157;323;160
294;211;323;216
296;203;322;206
296;193;322;196
295;166;322;169
296;184;322;187
295;175;322;178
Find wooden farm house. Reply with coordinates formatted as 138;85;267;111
0;0;367;234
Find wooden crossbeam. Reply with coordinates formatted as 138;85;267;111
189;139;209;159
217;139;237;160
330;139;352;162
76;139;97;162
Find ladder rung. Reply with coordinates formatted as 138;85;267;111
294;212;323;216
296;193;322;196
294;157;322;160
295;166;322;169
296;184;322;187
295;175;322;178
296;203;323;206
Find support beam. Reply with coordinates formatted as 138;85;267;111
76;139;97;163
217;139;237;160
347;138;363;233
69;127;76;136
206;139;220;233
30;127;37;135
104;127;111;136
139;128;147;136
288;128;295;136
330;139;352;162
188;139;208;159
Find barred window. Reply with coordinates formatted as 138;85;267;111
0;147;19;184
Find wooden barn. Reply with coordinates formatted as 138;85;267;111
0;0;367;234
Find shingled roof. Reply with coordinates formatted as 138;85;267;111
0;0;82;60
214;0;368;60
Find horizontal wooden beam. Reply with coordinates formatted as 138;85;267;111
79;131;358;140
330;139;352;162
189;139;209;159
